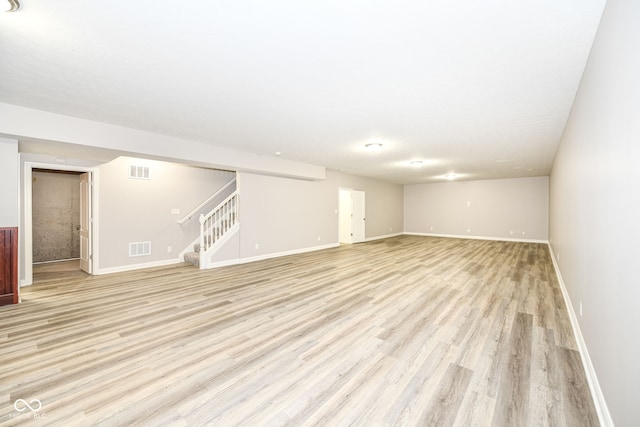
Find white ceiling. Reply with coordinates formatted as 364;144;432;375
0;0;606;184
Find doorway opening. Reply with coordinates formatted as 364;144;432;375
338;189;365;244
32;169;82;263
23;163;95;286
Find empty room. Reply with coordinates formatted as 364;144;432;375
0;0;638;426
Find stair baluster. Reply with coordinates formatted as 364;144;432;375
190;191;239;269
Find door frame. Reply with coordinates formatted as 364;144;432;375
22;162;98;286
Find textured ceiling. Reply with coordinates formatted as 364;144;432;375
0;0;605;184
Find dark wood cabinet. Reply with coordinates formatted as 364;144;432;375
0;227;18;306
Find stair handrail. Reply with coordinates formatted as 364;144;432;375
178;177;236;225
199;191;239;261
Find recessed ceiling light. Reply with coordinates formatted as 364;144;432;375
275;151;281;156
410;160;423;167
445;173;457;180
365;143;383;152
3;0;20;12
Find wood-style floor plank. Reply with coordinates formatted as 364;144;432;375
0;236;599;426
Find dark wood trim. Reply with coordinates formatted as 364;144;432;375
0;227;18;306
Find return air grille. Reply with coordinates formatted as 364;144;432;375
129;241;151;257
129;165;150;179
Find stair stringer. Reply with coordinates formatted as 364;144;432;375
200;223;240;269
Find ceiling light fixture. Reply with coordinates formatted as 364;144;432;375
410;160;423;167
3;0;20;12
445;173;457;180
365;143;383;152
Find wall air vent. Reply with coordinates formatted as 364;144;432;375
129;241;151;257
129;165;150;180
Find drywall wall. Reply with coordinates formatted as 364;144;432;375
1;102;324;180
0;138;19;227
98;157;235;270
549;0;639;424
238;172;338;258
237;170;403;259
332;172;404;239
32;171;81;262
404;176;548;241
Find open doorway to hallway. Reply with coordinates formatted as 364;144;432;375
25;165;94;285
32;170;82;263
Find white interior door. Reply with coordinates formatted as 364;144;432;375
79;173;92;274
339;189;353;243
351;191;365;243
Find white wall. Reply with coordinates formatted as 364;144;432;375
97;157;235;270
237;170;403;259
549;0;640;424
1;102;324;181
333;172;404;239
404;176;549;241
238;172;337;257
0;138;19;227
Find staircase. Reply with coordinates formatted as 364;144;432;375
183;190;239;269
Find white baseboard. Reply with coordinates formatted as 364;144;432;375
205;234;406;269
404;231;548;244
94;258;183;275
364;232;404;242
237;243;340;265
547;244;613;427
204;242;340;269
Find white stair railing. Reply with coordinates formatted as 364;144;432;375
198;190;239;267
178;178;236;225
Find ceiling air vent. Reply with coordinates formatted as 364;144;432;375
129;165;150;180
129;241;151;257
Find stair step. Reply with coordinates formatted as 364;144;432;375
184;252;199;268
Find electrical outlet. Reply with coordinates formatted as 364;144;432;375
255;243;259;250
167;246;172;253
317;236;321;241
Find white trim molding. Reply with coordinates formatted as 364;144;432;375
21;161;99;286
207;242;340;270
364;232;404;242
547;243;614;427
404;231;548;244
95;258;183;275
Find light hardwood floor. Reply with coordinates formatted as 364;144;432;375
0;236;598;426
